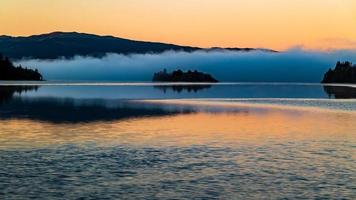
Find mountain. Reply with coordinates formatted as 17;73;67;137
0;32;275;59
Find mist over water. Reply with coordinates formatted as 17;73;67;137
17;49;356;82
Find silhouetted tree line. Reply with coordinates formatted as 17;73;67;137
153;69;218;82
0;53;43;80
322;61;356;83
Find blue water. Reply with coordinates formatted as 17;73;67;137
2;82;356;99
1;143;355;199
0;83;355;199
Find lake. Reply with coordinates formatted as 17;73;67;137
0;82;355;199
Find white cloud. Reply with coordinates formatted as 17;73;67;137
17;49;356;82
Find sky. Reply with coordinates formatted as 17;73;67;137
1;0;356;50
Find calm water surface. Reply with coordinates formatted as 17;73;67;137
0;83;355;199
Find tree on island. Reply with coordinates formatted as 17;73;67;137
153;69;218;82
322;61;356;83
0;53;43;81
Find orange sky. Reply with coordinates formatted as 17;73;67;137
0;0;355;50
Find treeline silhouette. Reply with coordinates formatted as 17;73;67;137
322;61;356;83
0;53;43;80
153;69;218;82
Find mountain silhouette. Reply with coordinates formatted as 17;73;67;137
0;32;275;59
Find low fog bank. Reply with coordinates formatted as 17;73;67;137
17;49;356;82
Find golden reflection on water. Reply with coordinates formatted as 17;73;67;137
1;103;355;149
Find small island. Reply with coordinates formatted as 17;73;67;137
153;69;218;82
0;54;43;81
322;61;356;83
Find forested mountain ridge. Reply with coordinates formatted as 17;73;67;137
0;32;275;59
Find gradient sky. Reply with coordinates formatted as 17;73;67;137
1;0;355;50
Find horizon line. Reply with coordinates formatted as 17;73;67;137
3;30;355;52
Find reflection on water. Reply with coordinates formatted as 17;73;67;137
3;83;356;99
0;98;192;123
323;85;356;98
0;86;38;103
1;103;355;199
154;84;212;93
1;106;355;148
0;83;356;199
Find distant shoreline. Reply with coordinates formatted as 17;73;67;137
0;81;355;87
